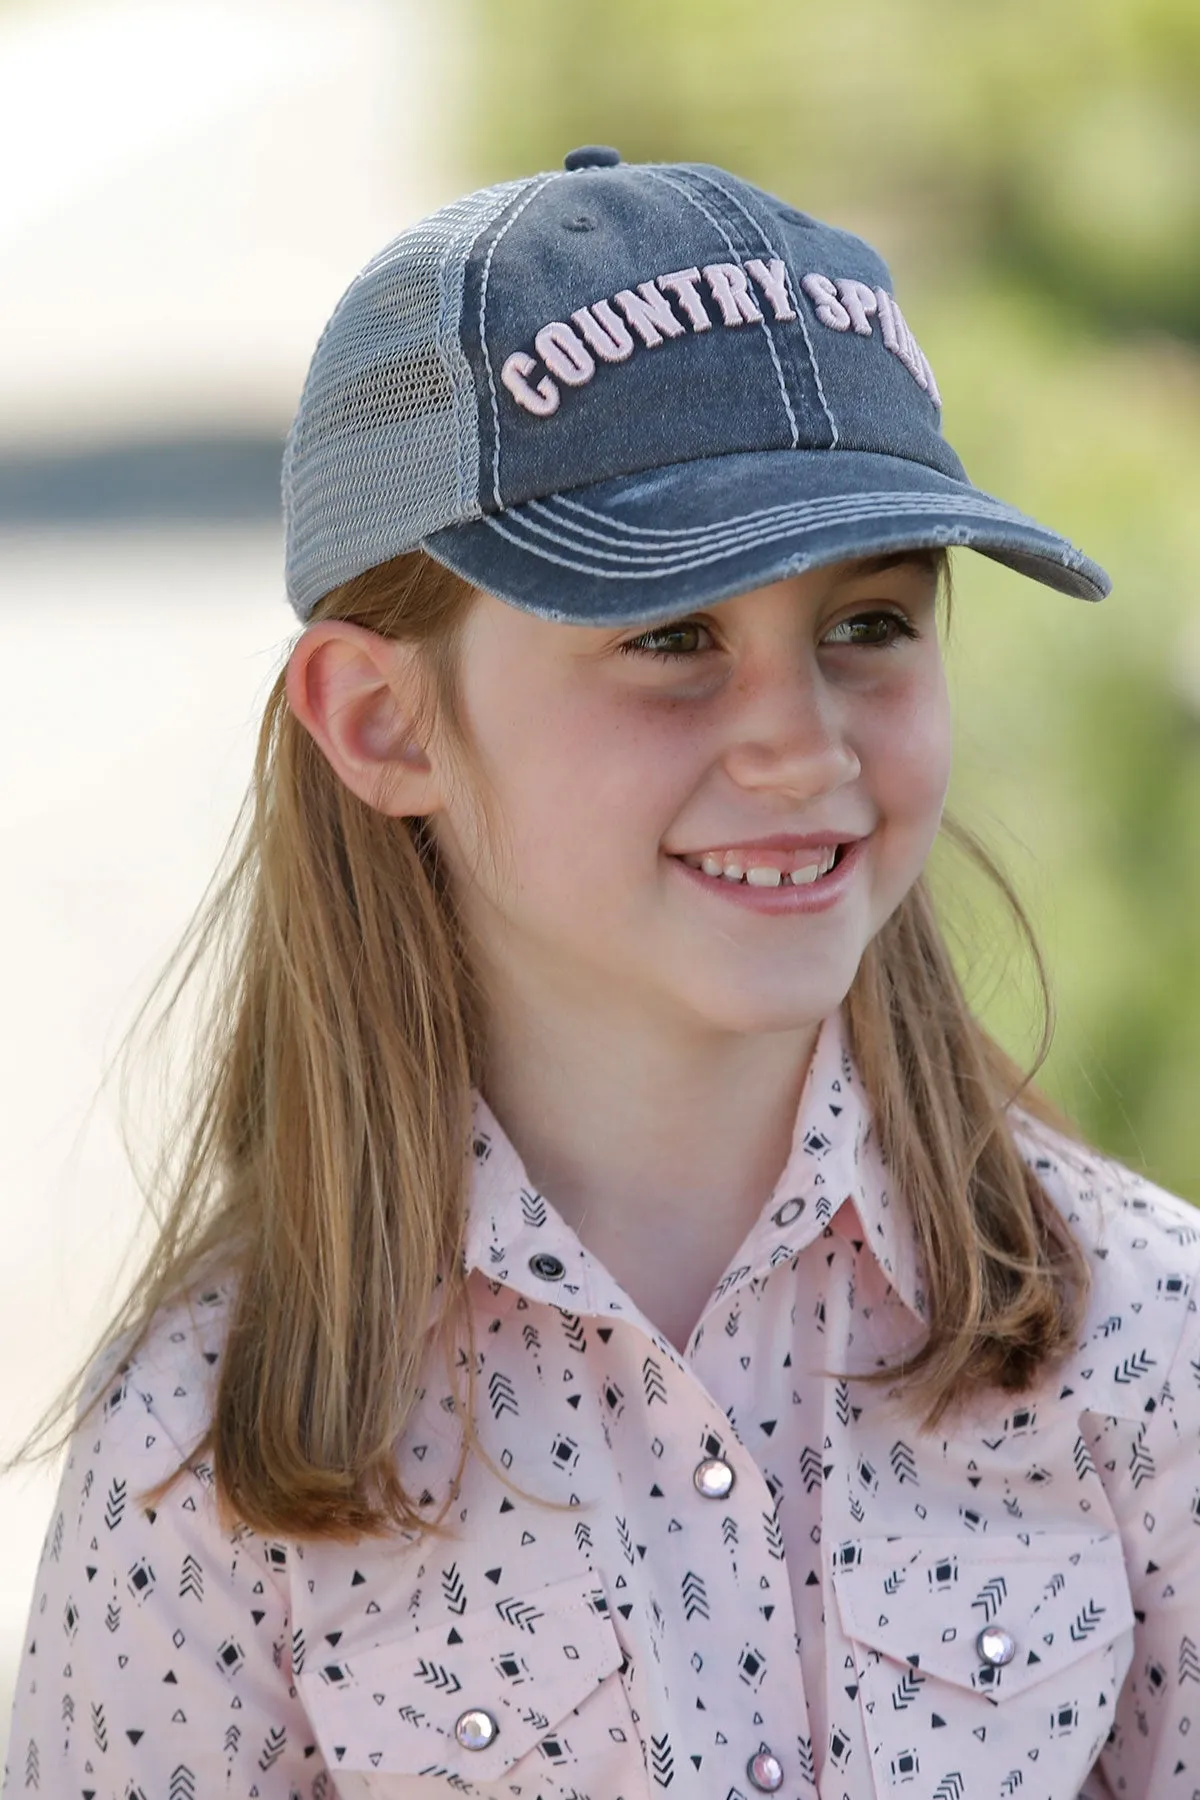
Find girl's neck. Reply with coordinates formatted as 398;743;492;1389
478;976;821;1351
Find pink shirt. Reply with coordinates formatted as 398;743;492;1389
5;1010;1200;1800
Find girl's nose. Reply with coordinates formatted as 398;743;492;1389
720;656;861;802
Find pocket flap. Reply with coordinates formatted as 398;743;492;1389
296;1571;625;1780
830;1531;1133;1699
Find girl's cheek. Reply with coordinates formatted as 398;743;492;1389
861;670;952;813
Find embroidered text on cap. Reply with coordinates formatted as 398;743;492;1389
500;258;941;419
500;257;794;418
801;274;941;403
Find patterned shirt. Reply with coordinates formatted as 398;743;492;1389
6;1009;1200;1800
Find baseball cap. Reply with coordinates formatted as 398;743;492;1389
282;146;1110;625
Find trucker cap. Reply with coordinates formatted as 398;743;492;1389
282;145;1110;625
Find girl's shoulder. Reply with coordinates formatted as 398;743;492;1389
1014;1110;1199;1260
1013;1111;1200;1404
75;1269;237;1470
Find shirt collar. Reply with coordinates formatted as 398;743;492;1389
462;1009;926;1326
745;1008;927;1322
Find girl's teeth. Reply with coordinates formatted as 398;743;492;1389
682;845;845;883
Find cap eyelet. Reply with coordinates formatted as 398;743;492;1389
774;202;817;227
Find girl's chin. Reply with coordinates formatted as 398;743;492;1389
670;977;860;1041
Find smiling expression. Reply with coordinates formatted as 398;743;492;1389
427;551;953;1041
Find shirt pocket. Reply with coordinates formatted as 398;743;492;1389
296;1569;651;1800
830;1531;1135;1800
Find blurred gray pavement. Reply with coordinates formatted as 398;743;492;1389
0;0;453;1762
0;523;294;1758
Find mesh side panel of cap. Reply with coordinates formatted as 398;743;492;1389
283;177;537;618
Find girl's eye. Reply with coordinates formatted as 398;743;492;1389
619;619;714;661
824;609;920;648
619;607;920;662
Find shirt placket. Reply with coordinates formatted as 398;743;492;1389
678;1061;925;1800
466;1107;822;1798
460;1024;923;1800
592;1315;821;1800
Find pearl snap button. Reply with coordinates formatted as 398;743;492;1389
977;1625;1017;1667
454;1708;499;1751
747;1749;784;1791
693;1456;735;1499
528;1252;566;1281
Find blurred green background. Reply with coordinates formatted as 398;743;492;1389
454;0;1200;1196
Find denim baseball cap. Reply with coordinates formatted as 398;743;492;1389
282;146;1110;625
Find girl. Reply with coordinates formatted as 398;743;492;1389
5;147;1199;1800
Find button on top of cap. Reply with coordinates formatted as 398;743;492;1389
563;145;621;170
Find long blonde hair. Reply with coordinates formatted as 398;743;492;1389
6;546;1089;1540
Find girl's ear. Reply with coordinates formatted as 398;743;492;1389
285;620;444;818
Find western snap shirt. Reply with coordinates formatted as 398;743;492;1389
5;1009;1200;1800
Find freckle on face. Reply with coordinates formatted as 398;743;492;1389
430;566;951;1039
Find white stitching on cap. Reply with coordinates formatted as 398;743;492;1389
528;489;1036;550
444;186;539;516
490;510;1049;576
683;165;838;446
487;490;1047;573
480;494;1062;580
526;490;1033;560
549;485;1030;540
478;172;564;508
640;168;802;450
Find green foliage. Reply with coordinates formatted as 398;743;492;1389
464;0;1200;339
463;0;1200;1196
915;280;1200;1197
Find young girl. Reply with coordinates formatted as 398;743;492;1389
5;146;1198;1800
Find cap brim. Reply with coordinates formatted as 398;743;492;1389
423;448;1109;626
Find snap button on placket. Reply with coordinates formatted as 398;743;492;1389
528;1252;566;1282
693;1456;736;1499
747;1749;784;1791
976;1625;1017;1667
455;1708;499;1751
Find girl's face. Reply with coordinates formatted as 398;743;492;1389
429;553;951;1040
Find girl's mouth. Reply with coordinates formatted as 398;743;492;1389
674;844;847;887
667;838;865;912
